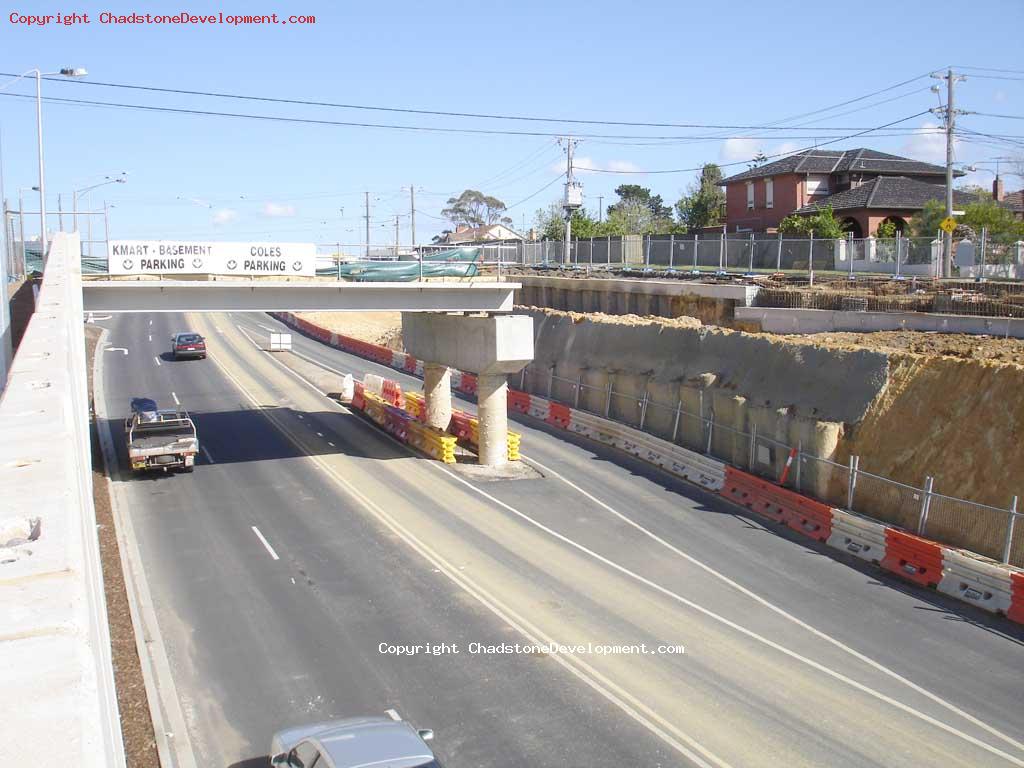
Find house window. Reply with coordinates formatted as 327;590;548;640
806;174;830;197
746;181;754;209
765;178;774;209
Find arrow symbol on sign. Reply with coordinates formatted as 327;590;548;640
292;260;302;271
227;259;238;270
106;347;129;356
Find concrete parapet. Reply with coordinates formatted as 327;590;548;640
710;390;749;467
0;233;125;768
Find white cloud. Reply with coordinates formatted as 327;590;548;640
211;208;238;225
901;121;949;164
719;138;804;167
720;137;761;163
262;201;297;218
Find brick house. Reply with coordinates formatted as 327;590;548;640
719;148;965;236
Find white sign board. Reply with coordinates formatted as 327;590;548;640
107;241;316;276
269;333;292;351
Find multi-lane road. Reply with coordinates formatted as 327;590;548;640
95;310;1024;768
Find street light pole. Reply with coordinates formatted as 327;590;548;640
0;68;89;261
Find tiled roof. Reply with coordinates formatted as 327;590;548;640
720;148;953;184
793;176;977;214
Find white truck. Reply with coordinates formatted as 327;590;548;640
125;398;199;473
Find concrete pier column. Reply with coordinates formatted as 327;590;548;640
477;373;509;466
402;312;534;467
423;363;452;431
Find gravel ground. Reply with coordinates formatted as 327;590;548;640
85;323;160;768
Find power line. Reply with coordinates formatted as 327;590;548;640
955;65;1024;75
1;91;941;143
0;70;940;133
969;112;1024;121
504;174;566;211
574;111;934;174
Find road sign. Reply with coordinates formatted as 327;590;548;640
269;333;292;352
107;241;316;276
940;216;958;234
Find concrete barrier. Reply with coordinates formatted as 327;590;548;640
937;549;1018;615
0;233;126;767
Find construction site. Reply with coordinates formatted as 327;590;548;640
297;267;1024;568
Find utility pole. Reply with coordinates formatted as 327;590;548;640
932;68;966;278
409;184;416;247
364;191;371;259
598;195;603;223
394;214;400;257
560;136;581;264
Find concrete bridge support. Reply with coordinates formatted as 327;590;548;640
423;363;453;431
403;313;534;467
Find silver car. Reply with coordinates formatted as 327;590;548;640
271;715;441;768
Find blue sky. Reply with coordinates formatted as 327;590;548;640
2;0;1023;247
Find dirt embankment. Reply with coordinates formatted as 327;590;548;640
296;306;1024;521
296;311;403;350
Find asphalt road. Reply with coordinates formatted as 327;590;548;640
96;310;1024;768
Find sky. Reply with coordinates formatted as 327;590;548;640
1;0;1023;249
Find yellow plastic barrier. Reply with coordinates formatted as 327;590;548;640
403;389;521;461
404;391;425;420
362;391;388;427
407;421;456;464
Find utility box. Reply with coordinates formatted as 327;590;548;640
564;181;583;209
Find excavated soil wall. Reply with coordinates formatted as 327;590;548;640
520;308;1024;561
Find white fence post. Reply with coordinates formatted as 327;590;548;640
1003;496;1019;564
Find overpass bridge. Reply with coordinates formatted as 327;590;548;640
0;233;531;768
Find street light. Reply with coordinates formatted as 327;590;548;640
1;67;88;260
73;174;127;231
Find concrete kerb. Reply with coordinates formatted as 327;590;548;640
93;329;199;768
275;312;1024;625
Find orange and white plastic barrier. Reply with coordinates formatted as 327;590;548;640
272;311;1024;625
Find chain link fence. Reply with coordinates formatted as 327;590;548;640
532;368;1022;566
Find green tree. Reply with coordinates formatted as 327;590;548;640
675;163;725;231
910;199;946;238
778;205;845;238
442;189;512;228
607;184;674;220
962;199;1024;243
533;203;601;240
875;219;899;239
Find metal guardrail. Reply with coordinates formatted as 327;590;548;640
0;232;125;767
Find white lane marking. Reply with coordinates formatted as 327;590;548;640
251;526;280;561
216;327;225;334
328;442;335;447
385;708;402;721
149;319;153;326
148;334;153;342
209;341;728;768
239;320;1024;759
106;347;129;355
520;455;1024;757
201;445;215;464
154;356;161;366
86;312;112;322
297;414;304;420
258;323;275;332
316;432;324;437
428;460;1024;764
171;392;180;405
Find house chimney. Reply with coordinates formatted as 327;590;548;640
993;175;1005;202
